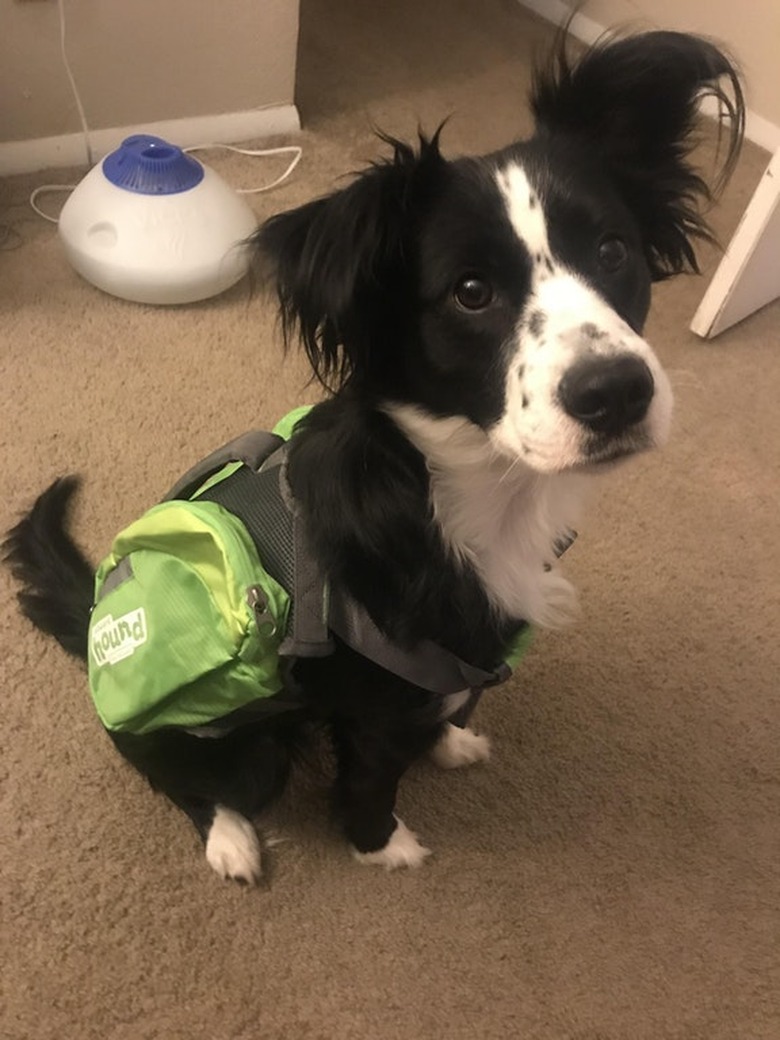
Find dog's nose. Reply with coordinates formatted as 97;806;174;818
559;354;654;434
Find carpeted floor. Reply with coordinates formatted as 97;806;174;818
2;2;778;1038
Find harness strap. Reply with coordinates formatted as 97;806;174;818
176;432;540;697
201;452;521;693
328;593;512;695
163;430;285;503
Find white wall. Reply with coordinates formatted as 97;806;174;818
0;0;299;144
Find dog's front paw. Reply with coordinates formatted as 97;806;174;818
205;806;262;885
429;723;491;769
352;817;432;870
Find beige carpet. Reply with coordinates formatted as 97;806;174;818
2;2;779;1038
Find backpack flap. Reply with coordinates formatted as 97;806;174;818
88;500;290;735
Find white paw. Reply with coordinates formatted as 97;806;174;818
205;806;262;885
352;817;432;870
429;723;491;769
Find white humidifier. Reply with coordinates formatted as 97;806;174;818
58;134;258;305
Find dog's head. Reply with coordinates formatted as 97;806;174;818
257;31;743;474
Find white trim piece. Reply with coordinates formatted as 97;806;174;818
516;0;606;45
699;95;780;154
515;1;779;153
690;148;780;337
0;103;301;176
740;110;780;155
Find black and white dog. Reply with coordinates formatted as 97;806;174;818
6;32;743;883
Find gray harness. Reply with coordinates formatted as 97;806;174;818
164;430;522;697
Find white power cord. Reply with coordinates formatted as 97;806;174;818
23;0;84;224
29;2;303;223
30;184;78;224
58;0;93;167
184;143;303;194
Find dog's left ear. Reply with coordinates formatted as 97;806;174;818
255;131;446;390
530;31;745;279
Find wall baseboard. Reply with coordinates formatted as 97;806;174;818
0;103;301;177
515;0;780;154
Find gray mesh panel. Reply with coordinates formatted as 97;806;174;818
197;461;331;655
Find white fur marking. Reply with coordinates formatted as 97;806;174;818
497;164;553;260
388;405;582;627
205;806;262;884
493;160;674;474
352;817;432;870
430;723;491;769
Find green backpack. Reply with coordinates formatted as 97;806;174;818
88;406;537;737
88;408;315;735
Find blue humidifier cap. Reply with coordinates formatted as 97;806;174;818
102;135;205;195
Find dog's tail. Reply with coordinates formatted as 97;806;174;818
3;477;95;661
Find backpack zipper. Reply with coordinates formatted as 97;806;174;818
247;584;278;637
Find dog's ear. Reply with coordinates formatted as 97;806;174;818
530;31;745;279
255;131;446;390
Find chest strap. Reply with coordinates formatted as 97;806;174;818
328;593;513;693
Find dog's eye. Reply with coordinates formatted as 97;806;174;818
597;236;629;272
453;274;493;311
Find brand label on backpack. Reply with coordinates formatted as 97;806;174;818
91;609;148;667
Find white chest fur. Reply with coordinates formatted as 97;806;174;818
388;406;584;628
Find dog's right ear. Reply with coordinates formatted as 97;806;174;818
254;131;446;390
530;31;744;280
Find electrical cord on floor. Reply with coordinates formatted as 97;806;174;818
30;185;78;224
183;143;303;194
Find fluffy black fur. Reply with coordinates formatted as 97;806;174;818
4;31;744;882
531;29;744;279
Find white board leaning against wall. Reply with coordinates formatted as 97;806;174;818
691;148;780;338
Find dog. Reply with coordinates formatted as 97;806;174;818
5;31;743;884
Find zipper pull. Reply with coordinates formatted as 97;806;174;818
246;585;277;637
